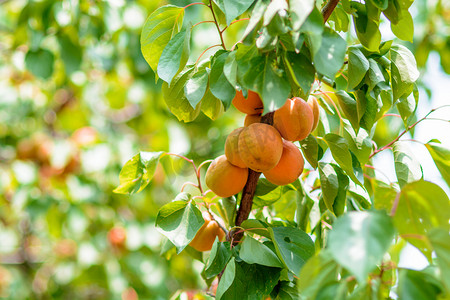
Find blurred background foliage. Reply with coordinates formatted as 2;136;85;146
0;0;449;299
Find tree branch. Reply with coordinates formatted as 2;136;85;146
322;0;341;22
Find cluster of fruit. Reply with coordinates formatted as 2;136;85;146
205;90;320;198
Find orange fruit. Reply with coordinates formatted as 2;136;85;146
238;123;283;172
189;211;225;251
232;90;264;115
273;97;314;141
205;155;248;197
263;140;304;185
225;127;247;168
244;114;262;127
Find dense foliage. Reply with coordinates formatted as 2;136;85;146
1;0;449;299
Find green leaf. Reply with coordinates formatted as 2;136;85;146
256;29;276;50
324;133;363;186
300;7;324;56
210;51;236;109
328;6;350;32
254;180;296;207
428;228;450;292
184;68;209;108
263;0;287;26
328;210;395;283
298;251;339;299
289;0;315;30
300;135;319;169
374;85;394;120
216;257;236;300
351;2;381;52
358;91;378;131
114;151;164;194
425;141;450;188
204;240;233;279
372;179;398;212
391;10;414;42
344;126;372;165
296;183;315;231
157;28;190;84
214;0;255;25
397;93;417;126
313;28;347;79
220;197;236;226
318;163;349;216
394;180;450;259
271;281;299;299
284;52;315;95
216;258;282;300
347;47;370;90
382;0;400;24
315;282;348;300
242;55;290;112
241;219;272;239
397;269;443;300
269;226;315;275
223;51;239;90
162;66;202;122
242;0;269;42
25;48;54;79
200;88;225;120
318;164;339;207
58;34;82;75
393;142;422;188
140;5;184;73
335;91;359;132
155;200;204;254
348;184;372;210
366;58;386;91
235;44;258;83
240;236;284;268
390;45;419;100
370;0;388;10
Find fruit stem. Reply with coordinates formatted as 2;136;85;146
208;0;227;50
165;152;205;194
181;182;199;192
197;159;213;179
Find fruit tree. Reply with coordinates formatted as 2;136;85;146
112;0;450;299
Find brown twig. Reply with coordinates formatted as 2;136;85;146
322;0;341;22
208;0;227;50
368;106;447;159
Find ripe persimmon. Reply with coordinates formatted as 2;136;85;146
189;211;225;252
225;127;247;168
232;90;264;115
263;140;304;185
205;155;248;197
273;97;314;141
238;123;283;172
